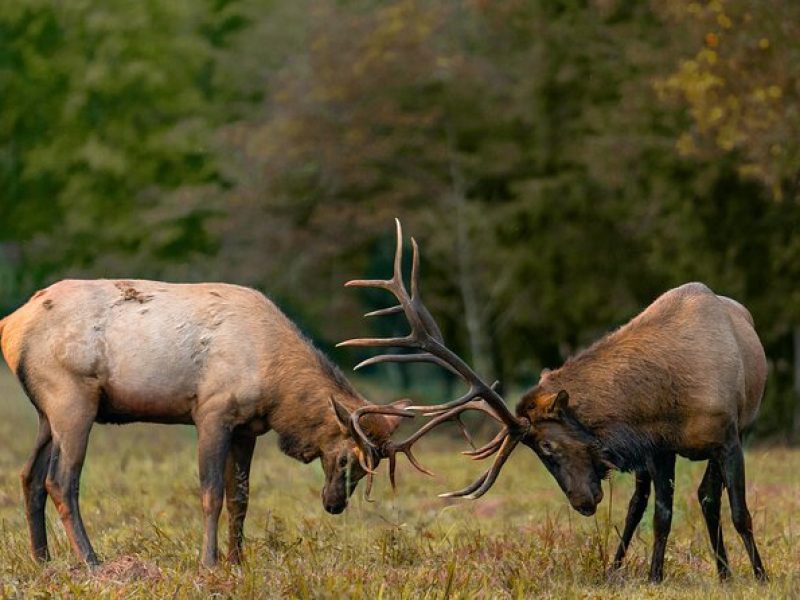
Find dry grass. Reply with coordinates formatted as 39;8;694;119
0;370;798;598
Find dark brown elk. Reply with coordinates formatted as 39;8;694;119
341;220;767;583
0;279;414;567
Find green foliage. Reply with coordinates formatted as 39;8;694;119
2;0;800;436
0;0;238;286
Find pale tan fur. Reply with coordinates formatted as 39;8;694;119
1;279;394;566
2;279;361;443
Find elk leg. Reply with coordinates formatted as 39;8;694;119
197;421;231;568
224;433;256;564
45;414;99;566
718;440;767;581
647;452;675;583
20;416;52;562
697;459;731;580
612;470;651;570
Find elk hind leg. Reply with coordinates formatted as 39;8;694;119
225;433;256;564
719;440;767;581
20;416;52;561
697;459;731;580
46;405;99;566
612;470;651;570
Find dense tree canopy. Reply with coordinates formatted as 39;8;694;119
1;0;799;438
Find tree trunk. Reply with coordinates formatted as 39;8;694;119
793;325;800;443
443;123;495;386
446;131;493;380
452;193;493;381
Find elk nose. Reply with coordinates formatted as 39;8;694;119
324;501;346;515
576;501;597;516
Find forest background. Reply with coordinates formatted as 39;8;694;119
2;0;799;440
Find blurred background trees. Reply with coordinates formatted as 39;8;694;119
1;0;799;439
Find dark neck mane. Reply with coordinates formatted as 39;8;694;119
588;421;659;473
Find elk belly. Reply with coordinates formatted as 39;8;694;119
97;311;211;424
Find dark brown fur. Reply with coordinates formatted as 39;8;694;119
515;283;767;582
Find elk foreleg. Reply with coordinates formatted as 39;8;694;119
197;420;232;568
224;433;256;564
718;440;767;581
647;452;675;583
611;470;651;570
20;416;52;562
697;459;731;580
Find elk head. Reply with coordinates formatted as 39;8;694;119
338;219;532;499
516;389;605;515
320;397;412;513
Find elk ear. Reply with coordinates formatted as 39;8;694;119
329;397;351;433
360;398;411;443
540;367;551;380
382;398;411;435
545;390;570;415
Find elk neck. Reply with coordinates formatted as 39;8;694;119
533;338;670;473
265;341;366;464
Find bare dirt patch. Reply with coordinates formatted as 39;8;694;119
83;556;162;586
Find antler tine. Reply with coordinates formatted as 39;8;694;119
386;445;434;491
392;218;404;286
452;415;476;449
439;432;523;500
364;305;404;318
337;336;414;349
403;388;485;420
408;381;503;416
342;219;407;294
463;427;507;460
463;434;522;499
438;471;489;499
410;235;420;300
352;352;461;376
409;237;445;344
363;471;375;502
344;279;393;290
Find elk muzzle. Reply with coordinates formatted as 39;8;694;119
569;483;604;516
322;480;351;514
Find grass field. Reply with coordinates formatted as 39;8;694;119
0;371;798;598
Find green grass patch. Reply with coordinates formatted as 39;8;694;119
0;371;798;598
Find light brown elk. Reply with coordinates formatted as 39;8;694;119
341;220;767;583
0;279;416;567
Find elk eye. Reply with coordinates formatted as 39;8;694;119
540;441;555;456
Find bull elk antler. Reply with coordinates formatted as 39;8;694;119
337;219;530;499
